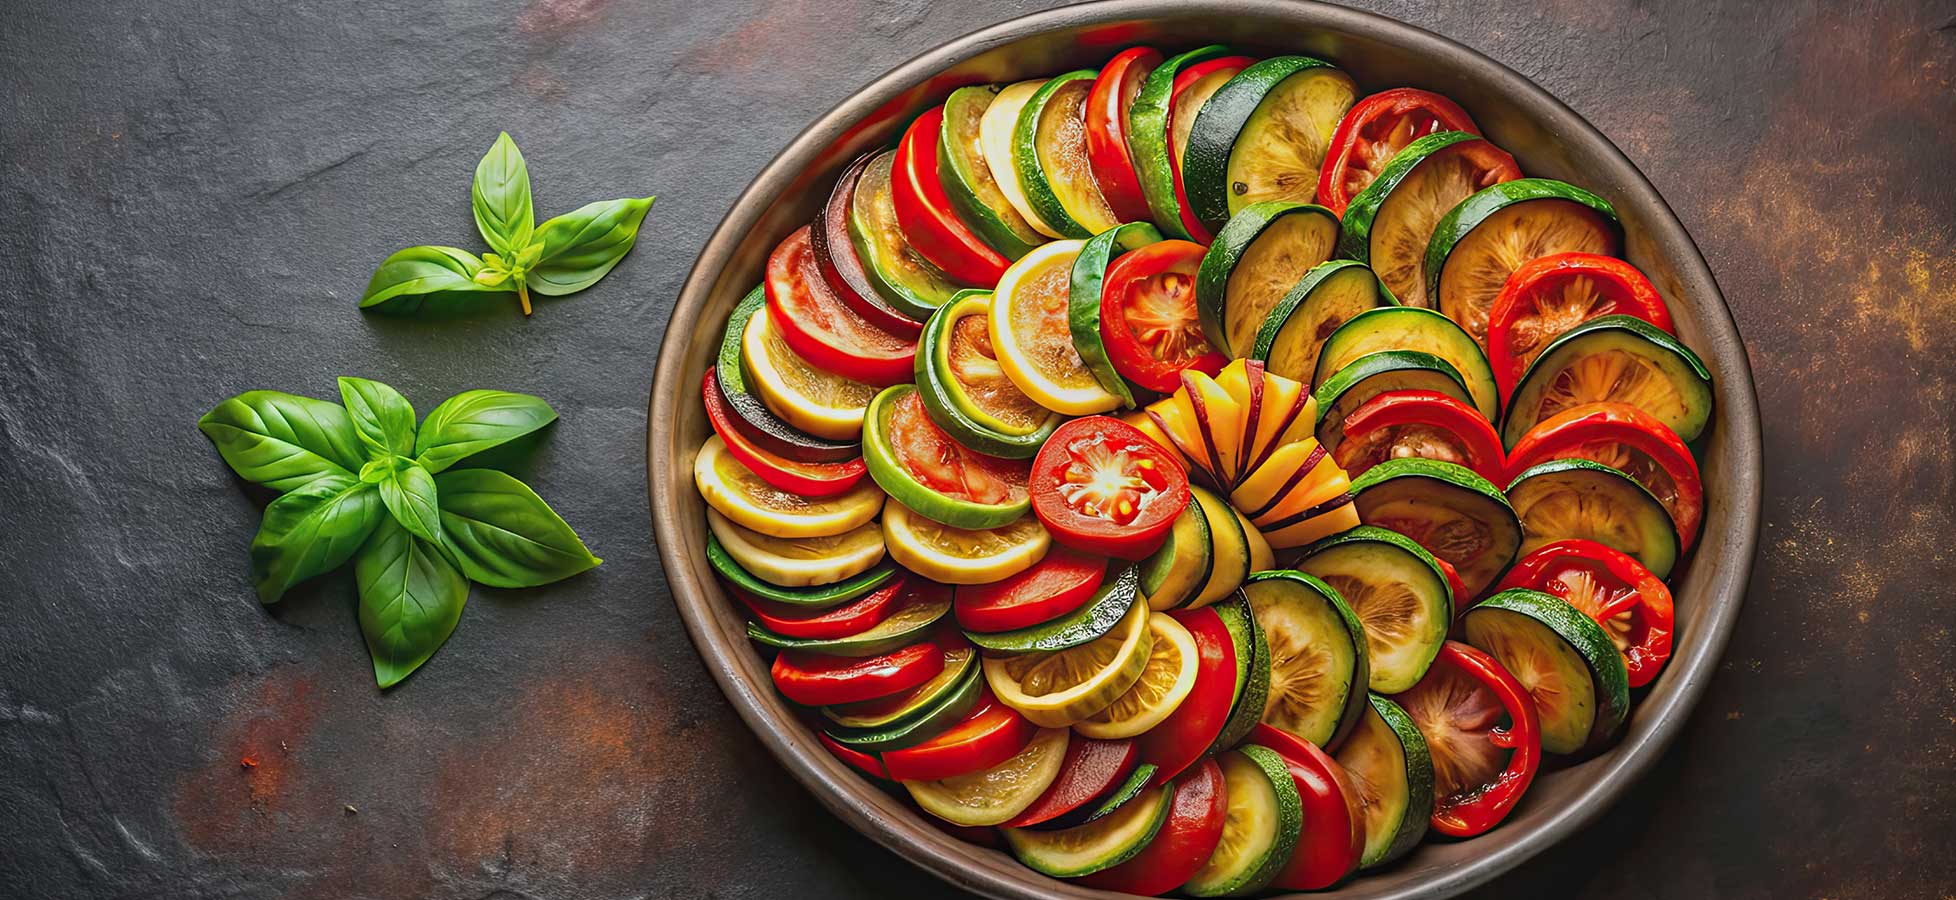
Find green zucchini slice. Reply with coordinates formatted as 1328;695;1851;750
1251;259;1396;386
1188;485;1251;610
1502;314;1714;447
1506;458;1681;579
848;148;962;320
1312;349;1476;452
1332;694;1432;868
1183;745;1304;897
1423;178;1622;344
1069;221;1163;408
822;645;978;730
939;85;1045;259
915;292;1062;458
1339;130;1498;309
714;284;859;461
746;587;951;657
862;385;1031;529
1211;590;1272;753
1463;588;1631;754
1138;500;1213;610
965;565;1142;654
824;659;986;752
1128;45;1233;240
1004;782;1173;877
1312;306;1500;421
981;80;1068;239
1241;570;1369;749
1183;56;1356;233
706;531;896;607
1295;526;1453;693
1195;200;1341;357
1350;458;1522;598
1014;71;1116;238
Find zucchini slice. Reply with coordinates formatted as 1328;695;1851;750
1138;500;1213;611
1211;591;1272;753
825;654;987;752
823;645;978;730
1183;745;1304;897
1295;526;1453;693
706;531;895;607
1332;694;1432;868
746;585;950;657
939;85;1045;259
1313;349;1476;452
1502;314;1714;447
1241;570;1369;748
1015;71;1116;238
1183;57;1356;233
1069;222;1163;408
1423;178;1622;345
1313;305;1500;421
909;726;1071;826
1195;200;1341;357
981;79;1068;239
1251;259;1397;386
1349;458;1522;598
915;292;1062;458
1339;130;1505;309
1463;589;1631;754
1506;458;1680;579
1004;781;1173;877
1128;45;1233;240
861;385;1031;529
714;284;860;461
966;565;1142;654
848;148;963;320
1187;485;1252;609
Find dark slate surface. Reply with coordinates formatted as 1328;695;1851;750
3;1;1952;898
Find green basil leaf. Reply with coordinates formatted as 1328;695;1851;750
527;196;654;297
337;377;417;458
249;474;384;603
434;468;601;587
413;390;558;473
377;459;443;544
359;245;510;315
471;132;535;257
199;390;366;491
355;517;469;689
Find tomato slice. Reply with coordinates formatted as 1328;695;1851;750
894;106;1010;286
1316;87;1481;216
1331;389;1505;485
954;546;1105;633
770;640;944;707
1085;46;1164;223
1136;606;1237;786
1495;539;1676;687
1434;555;1468;610
1166;55;1254;243
1000;736;1140;828
1250;724;1366;891
1488;252;1676;400
885;388;1031;507
1100;240;1227;393
1504;401;1703;549
1076;756;1227;895
819;730;891;780
701;369;867;497
882;690;1039;782
734;577;904;640
1392;641;1540;837
1029;416;1192;559
765;225;916;386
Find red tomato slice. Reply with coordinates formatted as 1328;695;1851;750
1494;539;1676;688
893;106;1010;286
1487;253;1676;400
1000;737;1140;828
701;369;866;496
1316;87;1481;215
819;731;890;780
886;389;1031;507
765;225;916;386
1392;641;1540;837
1085;46;1164;223
734;578;904;641
770;641;943;707
1251;724;1366;891
1100;240;1227;393
816;151;925;338
954;546;1105;633
1077;756;1227;895
1331;389;1505;485
1504;401;1703;549
1029;416;1191;559
1166;56;1254;243
1137;606;1237;787
881;691;1039;782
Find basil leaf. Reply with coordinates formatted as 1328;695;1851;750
376;459;443;544
434;468;601;587
337;377;417;458
356;517;469;689
527;196;654;297
199;391;366;491
471;132;535;257
249;474;384;603
359;245;509;315
414;390;558;473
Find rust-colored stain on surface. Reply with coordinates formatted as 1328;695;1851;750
173;668;320;851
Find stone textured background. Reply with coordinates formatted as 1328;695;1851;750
3;1;1952;898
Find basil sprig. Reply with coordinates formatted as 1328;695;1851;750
361;132;652;317
199;378;598;687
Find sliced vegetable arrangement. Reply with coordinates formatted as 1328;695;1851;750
688;42;1719;894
